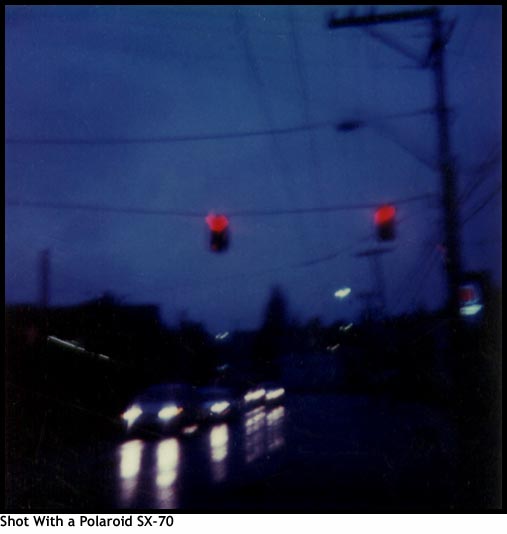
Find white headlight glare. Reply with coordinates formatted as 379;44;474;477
210;401;230;414
122;405;143;426
266;388;285;401
158;405;183;421
244;388;266;403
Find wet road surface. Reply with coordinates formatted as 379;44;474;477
6;392;459;511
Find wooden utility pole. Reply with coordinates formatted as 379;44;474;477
39;248;50;308
328;6;462;322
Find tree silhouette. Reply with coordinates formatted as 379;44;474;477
253;286;289;379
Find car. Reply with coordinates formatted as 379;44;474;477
240;383;267;410
260;382;285;406
120;383;195;437
212;375;268;410
194;386;237;423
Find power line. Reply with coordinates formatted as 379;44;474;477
365;107;436;122
287;6;332;255
362;25;424;65
233;7;310;266
391;231;442;315
293;234;373;268
234;10;295;185
142;233;377;295
228;193;434;216
6;199;203;218
6;192;436;218
462;182;502;226
451;5;483;77
390;208;441;314
5;121;332;146
5;106;436;147
365;119;439;172
459;146;502;205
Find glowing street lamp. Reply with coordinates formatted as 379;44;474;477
334;287;351;299
215;332;229;341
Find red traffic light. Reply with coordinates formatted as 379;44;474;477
206;214;229;232
206;213;230;252
374;205;396;241
374;205;396;225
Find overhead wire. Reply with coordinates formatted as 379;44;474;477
134;231;377;296
462;182;502;226
389;206;442;314
234;8;313;261
9;7;489;319
6;199;204;218
6;192;436;218
450;5;483;77
364;119;439;172
459;145;502;205
234;10;293;181
5;107;436;146
5;121;333;145
391;184;502;314
287;5;334;258
330;10;444;318
390;174;501;314
12;199;421;300
391;239;439;315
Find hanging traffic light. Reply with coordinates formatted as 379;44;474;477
205;213;230;252
374;204;396;241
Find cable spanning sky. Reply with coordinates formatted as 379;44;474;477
5;5;502;331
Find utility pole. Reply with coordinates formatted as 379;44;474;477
328;6;462;322
356;248;393;317
39;248;51;308
357;291;377;322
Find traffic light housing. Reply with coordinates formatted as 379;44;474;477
374;205;396;241
206;213;229;252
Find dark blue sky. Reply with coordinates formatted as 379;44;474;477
5;5;502;332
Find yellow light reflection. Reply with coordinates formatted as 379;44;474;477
155;438;180;508
265;387;285;401
266;406;286;452
244;388;266;403
119;439;144;479
210;401;230;415
244;406;266;463
209;424;229;482
117;439;144;507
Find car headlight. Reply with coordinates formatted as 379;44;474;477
266;387;285;401
158;405;183;421
244;388;265;403
209;401;230;415
122;405;143;426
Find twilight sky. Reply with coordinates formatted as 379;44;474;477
5;5;502;332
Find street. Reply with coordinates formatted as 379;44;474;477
6;391;460;511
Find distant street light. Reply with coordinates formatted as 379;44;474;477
215;332;229;341
334;287;351;299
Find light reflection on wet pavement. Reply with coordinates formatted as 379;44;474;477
8;393;459;510
115;404;286;509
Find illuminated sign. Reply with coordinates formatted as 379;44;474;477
459;282;483;317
